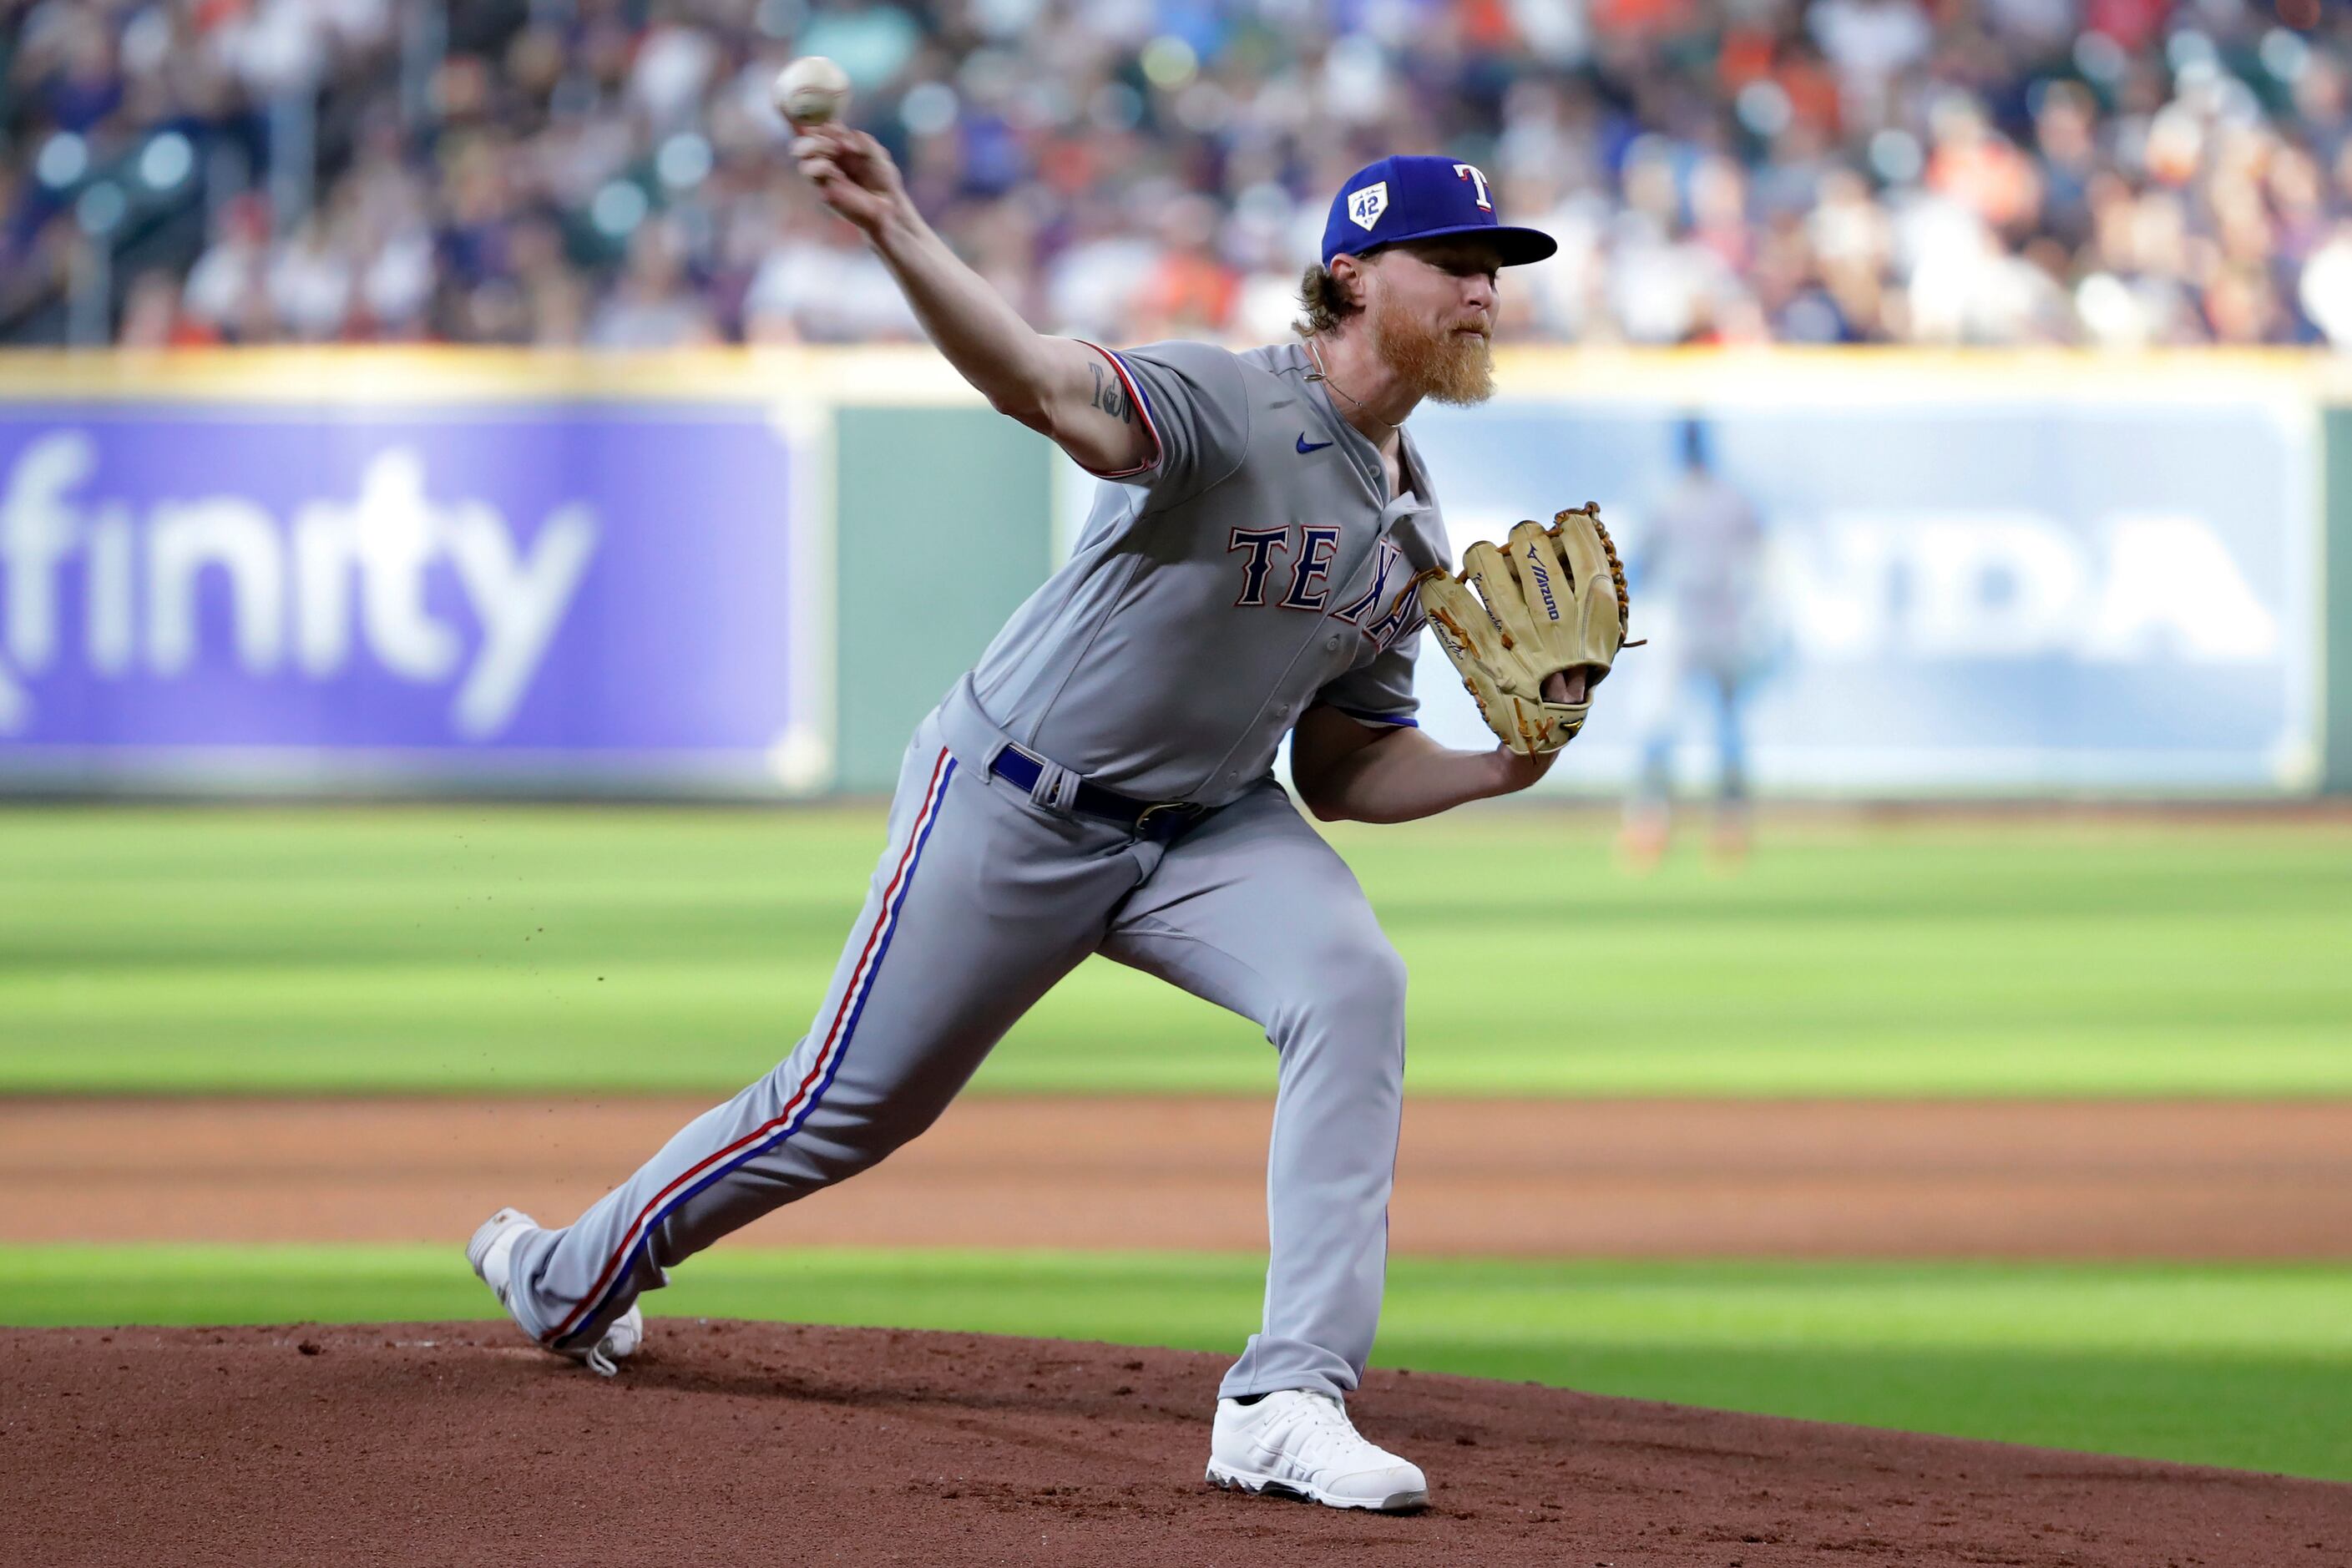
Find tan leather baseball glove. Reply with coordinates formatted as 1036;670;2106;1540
1414;503;1636;756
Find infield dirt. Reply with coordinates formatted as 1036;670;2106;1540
8;1095;2352;1255
14;1096;2350;1563
8;1319;2347;1568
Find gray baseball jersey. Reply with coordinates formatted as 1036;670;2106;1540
503;337;1448;1402
973;339;1451;802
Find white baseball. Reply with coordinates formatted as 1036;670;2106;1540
772;56;851;126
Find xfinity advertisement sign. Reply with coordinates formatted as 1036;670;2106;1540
0;406;807;791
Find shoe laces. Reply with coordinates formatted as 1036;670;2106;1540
1275;1392;1378;1466
582;1339;620;1378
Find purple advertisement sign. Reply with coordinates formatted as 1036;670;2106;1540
0;405;810;792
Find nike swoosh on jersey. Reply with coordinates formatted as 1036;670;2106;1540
1296;434;1333;453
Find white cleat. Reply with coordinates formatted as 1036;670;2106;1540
1206;1389;1430;1513
465;1206;642;1378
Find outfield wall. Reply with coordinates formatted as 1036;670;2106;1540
0;347;2339;798
2323;406;2352;797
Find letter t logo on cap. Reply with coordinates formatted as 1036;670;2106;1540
1454;163;1493;210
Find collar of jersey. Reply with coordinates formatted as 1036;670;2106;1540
1283;341;1429;515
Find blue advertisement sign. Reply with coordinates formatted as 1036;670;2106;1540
0;405;813;791
1410;397;2318;793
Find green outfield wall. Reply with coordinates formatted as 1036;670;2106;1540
832;407;1056;792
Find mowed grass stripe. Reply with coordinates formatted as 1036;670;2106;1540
3;806;2349;1096
6;1247;2348;1482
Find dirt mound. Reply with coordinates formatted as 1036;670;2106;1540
7;1322;2344;1567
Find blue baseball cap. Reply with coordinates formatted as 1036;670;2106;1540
1319;154;1557;269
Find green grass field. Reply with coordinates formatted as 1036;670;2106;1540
10;807;2349;1485
6;1247;2348;1482
4;805;2349;1095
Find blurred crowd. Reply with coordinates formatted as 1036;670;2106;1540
10;0;2352;347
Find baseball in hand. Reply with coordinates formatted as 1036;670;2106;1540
773;56;851;126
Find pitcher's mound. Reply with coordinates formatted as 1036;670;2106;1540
6;1321;2344;1566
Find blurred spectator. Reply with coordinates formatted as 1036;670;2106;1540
1809;0;1933;130
116;269;205;346
182;194;276;342
742;204;922;341
8;0;2352;348
587;215;721;346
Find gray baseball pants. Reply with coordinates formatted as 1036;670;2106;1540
503;682;1409;1399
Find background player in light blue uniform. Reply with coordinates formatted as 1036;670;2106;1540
468;139;1585;1513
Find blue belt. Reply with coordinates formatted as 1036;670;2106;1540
988;746;1207;840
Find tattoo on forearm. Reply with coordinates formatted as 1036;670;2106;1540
1086;362;1133;424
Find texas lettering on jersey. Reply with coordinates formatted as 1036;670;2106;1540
1227;528;1422;651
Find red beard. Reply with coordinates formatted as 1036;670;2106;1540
1369;294;1495;407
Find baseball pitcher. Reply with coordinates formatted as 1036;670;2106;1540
468;139;1630;1513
